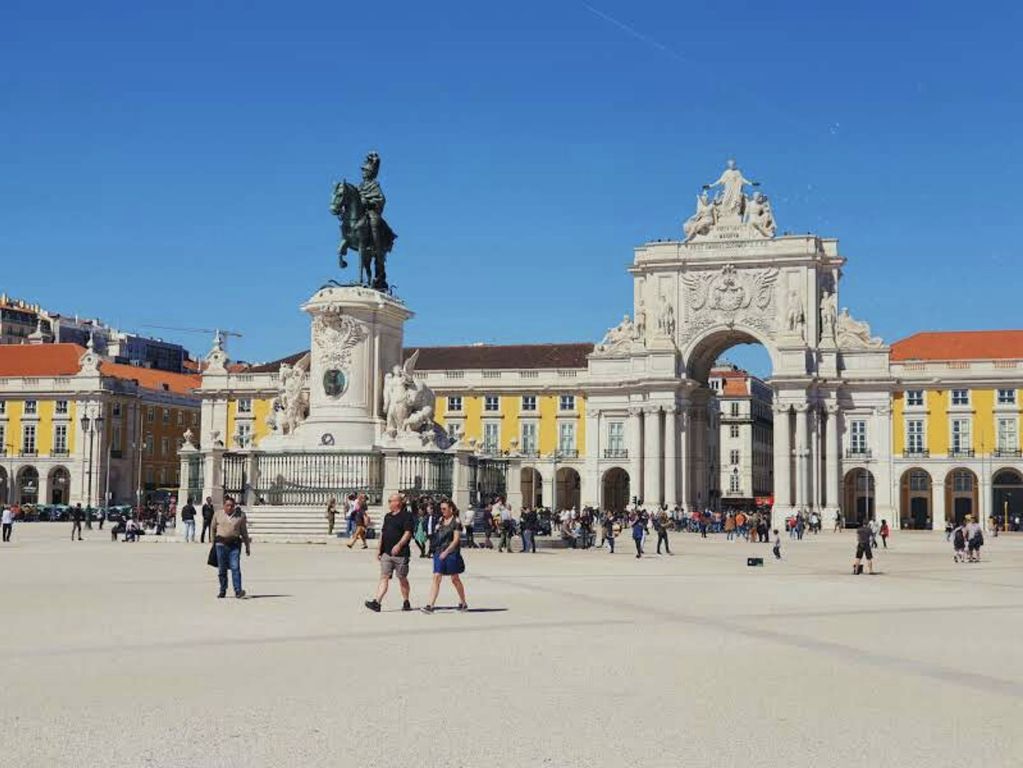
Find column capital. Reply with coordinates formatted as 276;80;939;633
663;404;679;415
772;402;791;415
825;403;841;415
793;402;810;414
642;405;661;415
627;406;644;417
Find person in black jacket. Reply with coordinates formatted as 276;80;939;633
181;498;198;542
201;497;215;543
520;508;538;553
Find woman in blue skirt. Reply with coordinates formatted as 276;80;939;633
422;500;468;613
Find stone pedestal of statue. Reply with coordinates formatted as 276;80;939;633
262;285;412;451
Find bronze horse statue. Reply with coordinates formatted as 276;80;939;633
330;180;397;291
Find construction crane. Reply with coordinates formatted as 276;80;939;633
138;324;243;350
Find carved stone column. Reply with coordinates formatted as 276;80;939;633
663;405;678;506
825;404;841;525
627;407;643;504
931;478;946;532
794;403;809;510
772;404;792;519
679;407;690;510
642;406;662;506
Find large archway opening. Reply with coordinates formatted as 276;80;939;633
899;468;932;530
945;468;978;525
601;467;630;512
991;469;1023;531
555;467;580;513
843;468;875;527
17;466;39;506
520;467;543;509
686;329;776;515
49;466;70;505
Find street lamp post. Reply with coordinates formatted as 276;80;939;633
80;406;105;513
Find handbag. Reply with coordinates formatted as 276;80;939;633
207;543;219;568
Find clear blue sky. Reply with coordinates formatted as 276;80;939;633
2;1;1021;373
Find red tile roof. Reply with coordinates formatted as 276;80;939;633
99;361;200;395
891;331;1023;362
0;343;84;376
0;343;199;395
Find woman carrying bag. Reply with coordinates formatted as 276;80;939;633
421;500;468;613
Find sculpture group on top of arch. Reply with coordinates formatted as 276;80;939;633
683;159;776;243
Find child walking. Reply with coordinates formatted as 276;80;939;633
772;529;782;560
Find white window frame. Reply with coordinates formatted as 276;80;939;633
55;400;69;415
237;398;252;414
559;395;576;412
446;422;463;442
447;396;463;413
0;401;6;415
997;417;1017;452
997;388;1016;406
22;424;36;454
951;418;971;453
850;420;868;453
53;424;68;452
906;419;925;453
951;389;970;406
729;424;740;438
24;400;37;415
729;449;740;465
236;423;252;447
483;421;500;452
484;396;500;413
521;395;537;412
906;390;924;407
558;422;576;453
520;422;538;454
729;470;741;494
606;421;624;453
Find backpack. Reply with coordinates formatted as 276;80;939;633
953;529;965;549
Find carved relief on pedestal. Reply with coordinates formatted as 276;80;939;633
311;311;368;398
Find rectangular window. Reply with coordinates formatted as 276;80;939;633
997;418;1017;452
55;400;69;414
0;424;5;452
998;389;1016;405
850;420;867;453
730;402;740;417
906;390;924;407
558;422;576;453
192;412;199;426
447;396;463;412
22;424;36;454
162;408;170;424
906;420;925;453
0;401;6;414
607;422;624;454
237;399;252;414
147;407;155;423
952;470;973;492
729;471;741;494
447;422;462;442
951;389;969;406
236;423;252;447
484;396;499;412
24;400;37;415
559;395;575;412
521;395;537;412
521;422;538;454
952;418;971;453
53;424;68;453
483;422;500;452
730;424;740;438
158;467;166;486
112;402;121;417
112;424;121;452
144;466;154;486
729;449;740;465
160;436;170;457
177;411;184;426
145;434;153;456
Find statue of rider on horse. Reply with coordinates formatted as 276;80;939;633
330;151;397;292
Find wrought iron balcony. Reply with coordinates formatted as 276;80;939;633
949;448;975;458
50;449;70;458
844;448;872;460
555;449;580;459
20;449;37;457
994;448;1022;458
603;448;629;459
903;449;930;458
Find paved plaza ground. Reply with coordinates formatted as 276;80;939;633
2;524;1022;768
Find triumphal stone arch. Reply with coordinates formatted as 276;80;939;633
585;161;893;526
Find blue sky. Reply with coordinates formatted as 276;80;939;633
2;1;1021;373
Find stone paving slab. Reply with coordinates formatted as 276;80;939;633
2;525;1021;767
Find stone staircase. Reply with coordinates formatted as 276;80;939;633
243;505;341;544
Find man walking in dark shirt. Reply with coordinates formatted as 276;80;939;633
853;521;874;575
71;503;84;541
201;497;215;543
181;497;198;542
365;493;414;613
